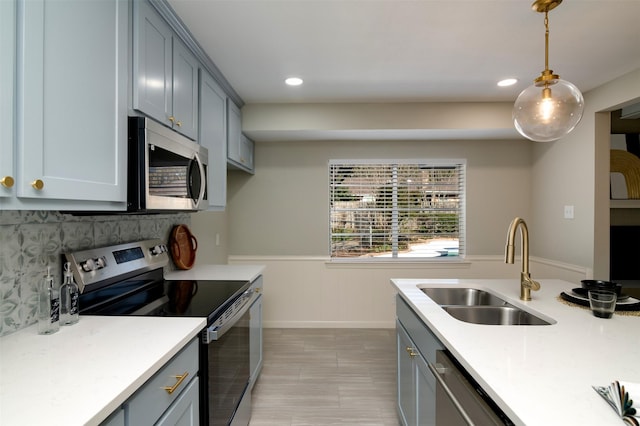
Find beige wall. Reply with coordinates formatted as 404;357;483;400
189;69;640;327
190;210;229;265
531;68;640;279
227;139;533;256
219;137;559;328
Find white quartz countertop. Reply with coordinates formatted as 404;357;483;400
165;264;265;283
392;278;640;426
0;315;205;426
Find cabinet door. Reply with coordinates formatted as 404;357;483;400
172;38;199;140
199;69;227;209
226;100;242;165
239;134;255;173
133;0;173;127
17;0;127;203
397;322;416;426
0;0;15;202
155;377;200;426
249;293;263;387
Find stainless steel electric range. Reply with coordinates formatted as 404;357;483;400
64;239;256;426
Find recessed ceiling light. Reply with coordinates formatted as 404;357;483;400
497;78;518;87
285;77;303;86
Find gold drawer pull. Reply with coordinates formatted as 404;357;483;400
1;176;14;188
31;179;44;190
405;347;417;358
162;371;189;395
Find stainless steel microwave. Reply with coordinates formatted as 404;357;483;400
128;117;208;212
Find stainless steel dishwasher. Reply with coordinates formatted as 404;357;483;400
430;350;513;426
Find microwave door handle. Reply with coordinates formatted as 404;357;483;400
192;152;206;208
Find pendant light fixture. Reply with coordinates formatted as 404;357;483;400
513;0;584;142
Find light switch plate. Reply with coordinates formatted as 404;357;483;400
564;205;574;219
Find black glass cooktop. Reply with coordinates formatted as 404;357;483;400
79;268;250;323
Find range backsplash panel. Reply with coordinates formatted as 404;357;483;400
0;211;190;336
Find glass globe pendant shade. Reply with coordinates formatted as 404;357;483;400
513;78;584;142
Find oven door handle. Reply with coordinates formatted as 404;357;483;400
203;290;254;343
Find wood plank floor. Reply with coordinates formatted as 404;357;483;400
249;328;401;426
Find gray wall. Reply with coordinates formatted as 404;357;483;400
0;211;190;336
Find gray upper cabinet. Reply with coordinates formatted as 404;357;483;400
239;134;255;173
227;101;255;173
227;100;242;164
199;68;228;210
9;0;128;210
0;0;15;201
133;0;198;141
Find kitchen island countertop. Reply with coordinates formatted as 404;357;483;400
0;315;205;426
392;278;640;426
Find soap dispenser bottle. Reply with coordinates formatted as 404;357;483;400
38;266;60;335
60;262;79;325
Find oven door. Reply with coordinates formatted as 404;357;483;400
201;289;255;426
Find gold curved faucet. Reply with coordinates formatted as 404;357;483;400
505;217;541;301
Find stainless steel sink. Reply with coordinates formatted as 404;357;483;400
442;306;552;326
420;287;508;306
420;287;553;325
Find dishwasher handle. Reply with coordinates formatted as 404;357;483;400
427;361;476;426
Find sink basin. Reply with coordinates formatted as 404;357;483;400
420;286;553;325
421;287;508;306
442;306;552;326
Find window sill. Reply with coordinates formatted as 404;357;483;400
325;257;471;269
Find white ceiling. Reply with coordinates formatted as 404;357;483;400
167;0;640;106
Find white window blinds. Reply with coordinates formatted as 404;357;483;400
329;160;465;259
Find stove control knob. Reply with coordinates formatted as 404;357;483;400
81;257;107;272
82;258;97;272
151;244;167;256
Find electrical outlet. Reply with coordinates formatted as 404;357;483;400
564;205;574;219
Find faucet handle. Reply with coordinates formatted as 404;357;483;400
521;273;541;291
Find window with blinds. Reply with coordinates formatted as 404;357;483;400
329;160;465;259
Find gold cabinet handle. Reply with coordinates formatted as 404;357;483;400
168;116;176;124
175;120;182;127
1;176;14;188
405;347;417;358
162;371;189;395
31;179;44;190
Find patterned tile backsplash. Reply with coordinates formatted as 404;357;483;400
0;210;191;337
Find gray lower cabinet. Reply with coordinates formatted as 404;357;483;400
133;0;198;140
155;376;200;426
396;296;442;426
8;0;128;210
249;276;263;388
101;338;200;426
100;408;125;426
199;68;228;210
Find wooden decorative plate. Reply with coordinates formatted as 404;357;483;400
170;224;198;270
